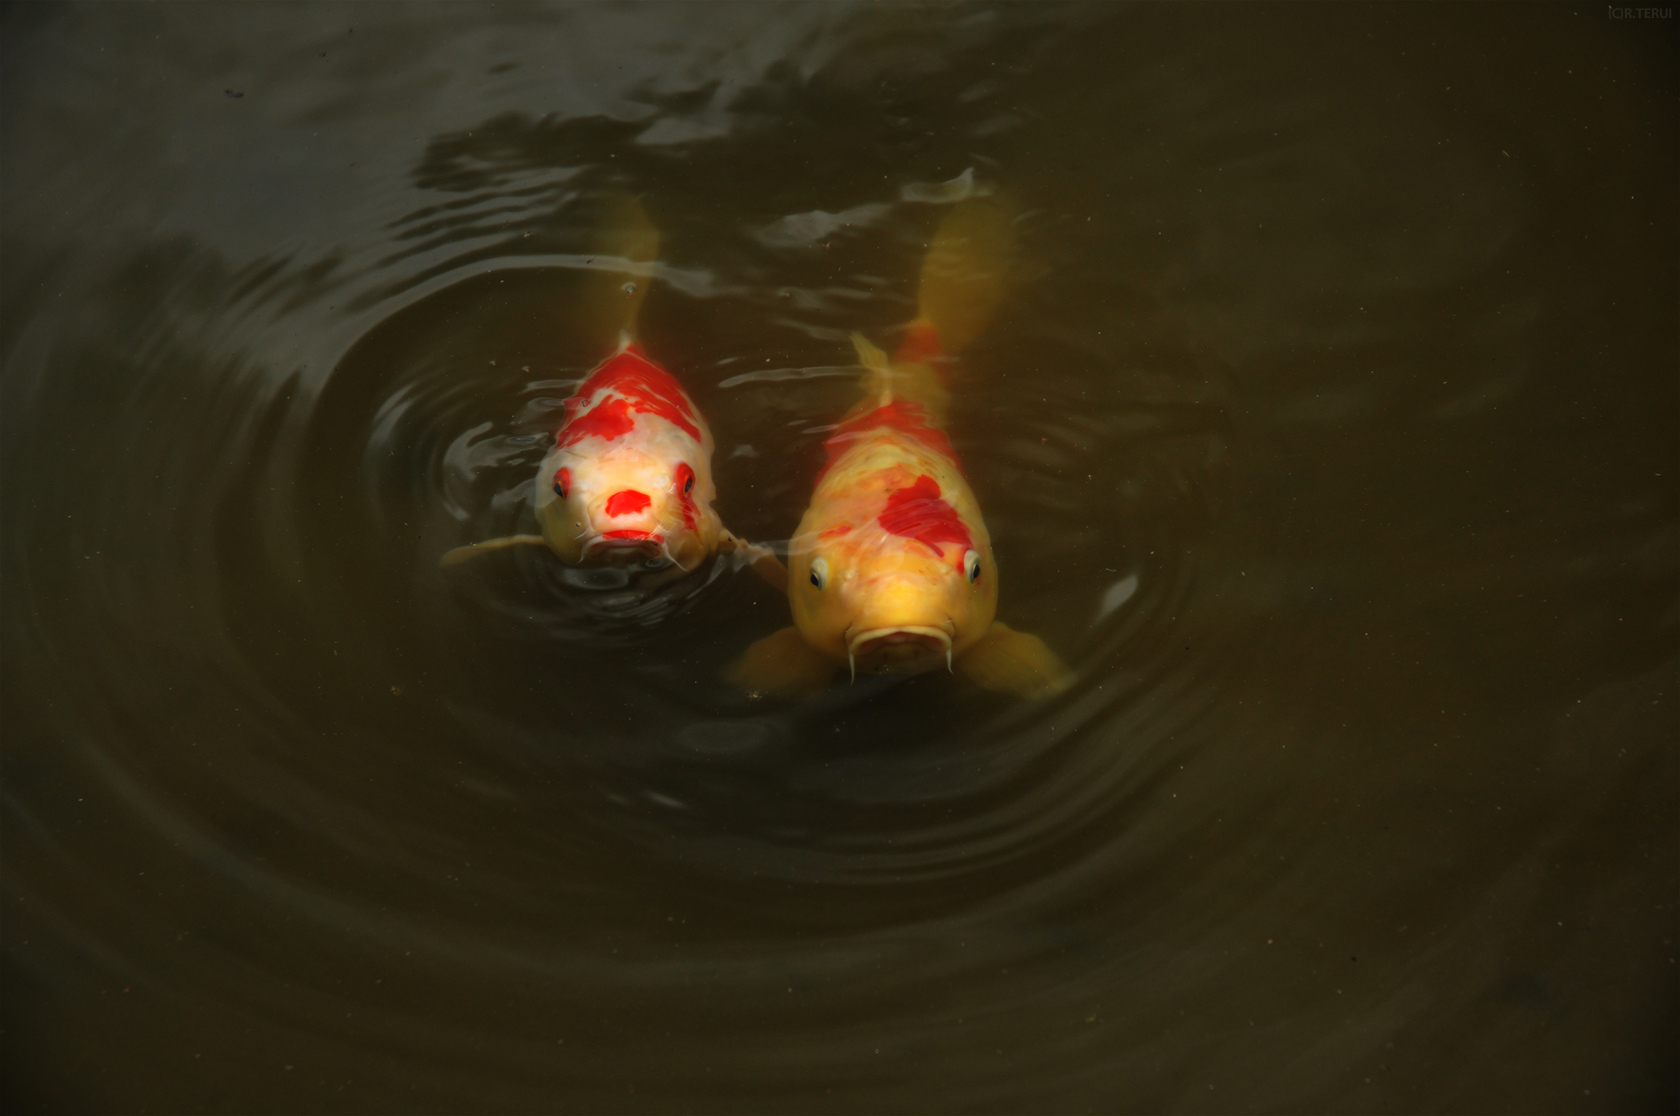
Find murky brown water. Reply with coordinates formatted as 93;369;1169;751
3;4;1675;1112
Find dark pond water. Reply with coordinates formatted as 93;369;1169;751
3;3;1675;1112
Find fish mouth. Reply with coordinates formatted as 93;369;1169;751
583;530;667;567
846;625;954;679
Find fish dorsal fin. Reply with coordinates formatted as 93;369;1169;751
851;330;890;373
915;196;1014;357
577;192;661;353
851;331;894;405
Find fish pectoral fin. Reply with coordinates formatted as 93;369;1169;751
726;626;836;700
956;621;1074;699
439;535;550;568
718;528;788;593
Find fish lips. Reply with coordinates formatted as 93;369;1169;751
580;528;709;572
846;625;954;677
582;530;669;567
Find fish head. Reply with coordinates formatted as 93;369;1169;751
535;441;720;571
790;474;997;678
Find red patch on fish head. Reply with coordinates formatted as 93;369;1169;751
553;467;571;498
604;489;651;517
585;349;702;442
556;396;635;448
877;475;972;560
555;349;705;451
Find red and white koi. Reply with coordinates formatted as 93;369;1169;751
729;198;1072;699
528;338;724;571
443;196;774;578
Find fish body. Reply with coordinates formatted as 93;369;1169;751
532;339;722;571
730;197;1071;700
443;195;778;581
789;327;994;675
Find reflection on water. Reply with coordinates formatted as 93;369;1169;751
3;4;1674;1112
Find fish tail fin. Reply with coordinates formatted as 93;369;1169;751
906;195;1015;361
576;192;660;354
845;197;1012;426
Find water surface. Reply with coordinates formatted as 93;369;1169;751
3;4;1675;1112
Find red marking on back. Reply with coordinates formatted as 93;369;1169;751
554;346;704;448
819;523;853;539
604;489;651;517
590;347;702;440
815;399;959;484
893;319;945;378
556;396;634;448
878;475;971;559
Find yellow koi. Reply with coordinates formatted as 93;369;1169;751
729;198;1072;699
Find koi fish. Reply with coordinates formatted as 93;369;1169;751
728;197;1072;700
443;196;780;582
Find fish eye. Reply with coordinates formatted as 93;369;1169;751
553;466;571;499
809;556;828;589
964;549;981;582
675;462;695;495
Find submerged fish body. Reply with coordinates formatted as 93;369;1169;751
790;328;994;676
533;339;721;572
442;195;777;580
730;198;1073;700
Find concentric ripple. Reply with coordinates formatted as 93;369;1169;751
4;4;1673;1112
